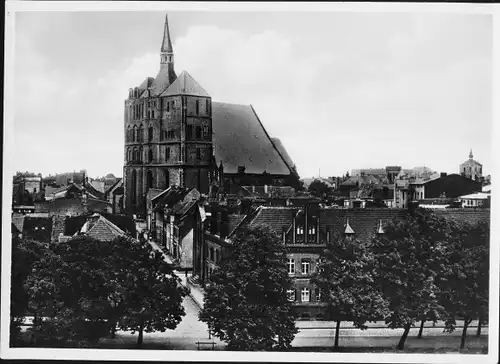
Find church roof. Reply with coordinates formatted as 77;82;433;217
212;102;294;176
271;137;296;171
160;70;210;97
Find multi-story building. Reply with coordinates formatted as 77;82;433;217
123;14;299;216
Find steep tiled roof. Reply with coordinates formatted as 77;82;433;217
153;187;201;217
227;214;247;237
319;208;409;243
12;215;26;233
249;206;298;233
212;102;292;176
85;214;126;241
160;70;209;97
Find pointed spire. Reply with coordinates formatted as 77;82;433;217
161;14;174;54
344;218;355;234
377;220;384;234
469;148;473;159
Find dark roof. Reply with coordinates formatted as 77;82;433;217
249;206;298;233
12;215;25;234
227;214;247;236
271;137;295;170
22;217;53;244
434;209;490;225
84;215;126;241
160;70;210;97
11;222;21;235
153;187;201;217
212;102;292;176
319;208;409;243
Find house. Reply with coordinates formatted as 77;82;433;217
22;216;53;245
147;186;204;270
105;178;124;214
57;213;128;242
458;192;490;208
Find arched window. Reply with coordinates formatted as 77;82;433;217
139;125;144;143
139;146;143;162
127;148;132;161
133;148;138;161
210;247;215;261
147;170;153;189
148;149;153;163
205;99;209;113
166;147;171;161
196;126;202;140
131;169;137;204
186;125;193;140
148;127;153;142
195;99;199;115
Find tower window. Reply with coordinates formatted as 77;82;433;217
147;170;153;189
148;127;153;142
186;125;193;140
196;126;202;140
205;99;209;113
166;101;170;112
166;147;171;160
203;125;209;139
148;149;153;163
195;100;199;115
196;148;201;160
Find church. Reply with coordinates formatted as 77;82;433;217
123;14;300;215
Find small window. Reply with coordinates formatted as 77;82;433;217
205;99;209;113
148;149;153;163
166;147;171;160
196;148;201;160
196;126;202;140
186;125;193;140
148;127;153;142
166;101;170;112
301;288;310;302
287;289;295;302
195;100;199;115
287;258;295;274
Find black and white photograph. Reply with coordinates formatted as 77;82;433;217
2;2;498;363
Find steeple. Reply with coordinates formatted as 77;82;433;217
469;148;474;160
160;14;174;68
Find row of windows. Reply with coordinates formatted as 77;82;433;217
126;146;206;163
127;126;210;143
129;98;210;120
287;258;319;275
287;287;322;303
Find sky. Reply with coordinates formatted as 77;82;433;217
10;7;493;179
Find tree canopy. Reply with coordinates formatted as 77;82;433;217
312;231;389;348
199;224;298;351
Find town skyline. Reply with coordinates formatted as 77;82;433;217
11;9;493;179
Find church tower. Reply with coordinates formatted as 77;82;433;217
124;14;213;215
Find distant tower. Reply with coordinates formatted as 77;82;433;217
123;14;213;216
459;148;483;181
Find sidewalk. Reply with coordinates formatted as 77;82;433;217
148;240;205;309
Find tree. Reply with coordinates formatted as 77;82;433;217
111;237;188;348
25;236;114;347
308;180;330;198
440;220;489;349
10;237;45;346
312;231;388;348
199;224;298;351
371;210;449;350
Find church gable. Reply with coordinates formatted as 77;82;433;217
160;70;210;97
